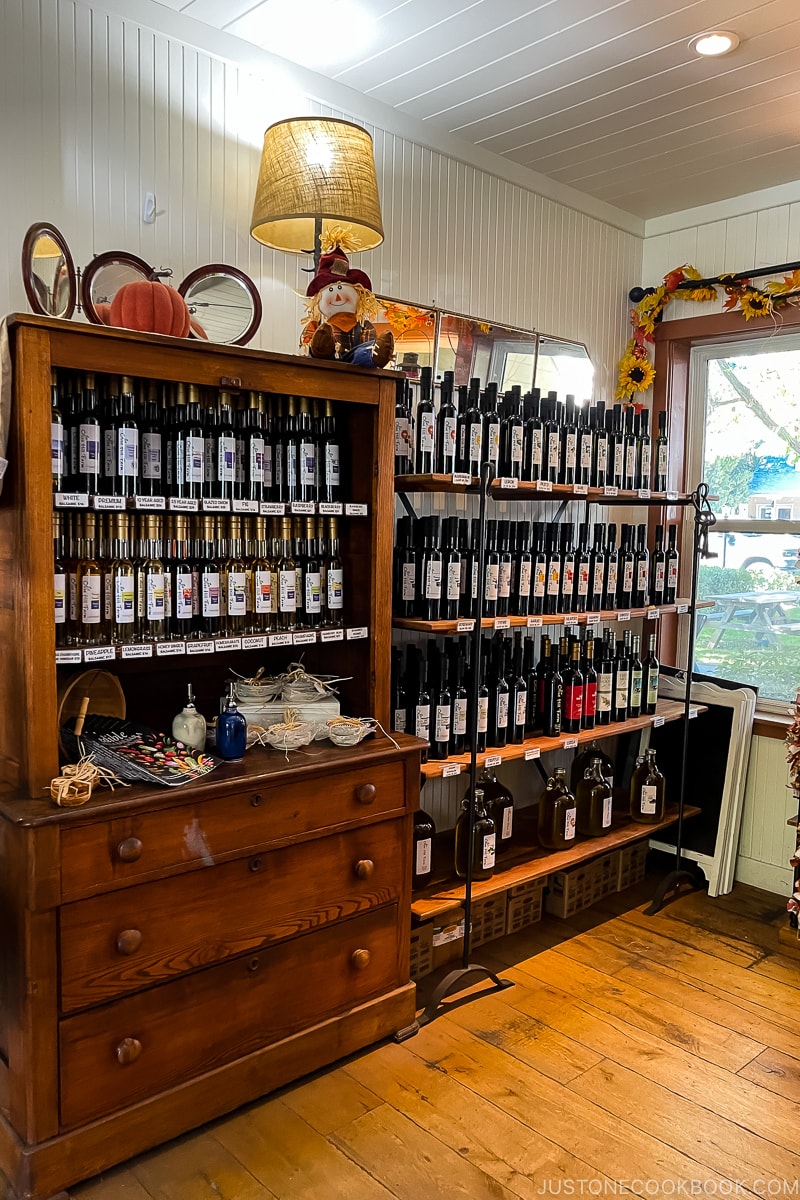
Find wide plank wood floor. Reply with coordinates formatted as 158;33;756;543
71;882;800;1199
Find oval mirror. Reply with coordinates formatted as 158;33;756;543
178;265;262;346
82;250;155;325
21;222;77;319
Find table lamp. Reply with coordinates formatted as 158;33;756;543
250;116;384;269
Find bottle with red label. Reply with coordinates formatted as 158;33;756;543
665;524;680;604
582;634;598;730
562;640;584;733
650;524;666;606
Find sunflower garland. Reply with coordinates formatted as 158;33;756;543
616;263;800;401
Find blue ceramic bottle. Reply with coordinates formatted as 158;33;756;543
216;685;247;761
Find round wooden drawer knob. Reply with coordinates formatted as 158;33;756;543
116;929;143;956
116;837;143;863
355;783;376;805
354;859;375;880
351;949;371;971
115;1037;142;1066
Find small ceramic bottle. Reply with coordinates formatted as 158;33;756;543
171;684;207;752
216;682;247;761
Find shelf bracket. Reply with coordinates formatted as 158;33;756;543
394;963;514;1041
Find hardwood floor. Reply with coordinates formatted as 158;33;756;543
71;882;800;1200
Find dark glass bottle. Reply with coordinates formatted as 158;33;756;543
482;382;501;471
523;388;543;482
412;809;436;889
655;410;669;492
531;523;546;616
512;523;532;618
413;652;431;763
483;768;514;856
541;638;563;738
577;401;593;486
279;395;299;503
488;636;510;749
53;512;67;646
574;523;590;615
544;394;562;484
592;401;608;488
638;408;651;491
628;634;643;718
441;516;461;622
139;385;163;498
450;649;469;755
101;376;120;497
455;789;496;880
630;748;665;823
633;523;650;608
182;385;204;502
51;369;67;493
496;520;513;617
582;635;598;730
509;631;527;744
215;392;237;503
500;390;524;480
665;524;679;604
623;406;638;491
538;767;576;850
643;633;659;715
77;371;102;496
392;646;407;734
559;523;576;615
244;391;266;506
395;516;418;619
482;520;500;620
603;524;619;611
596;644;613;726
464;517;481;620
458;378;483;476
617;524;635;609
394;378;413;477
544;525;561;617
414;366;436;474
436;371;458;475
576;757;613;837
589;523;606;611
475;644;489;753
297;396;317;503
561;395;578;486
562;640;584;734
611;404;624;489
650;523;666;607
419;516;443;622
613;639;630;723
115;376;140;499
432;653;452;761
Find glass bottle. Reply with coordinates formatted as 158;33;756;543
522;388;543;482
576;757;613;837
303;516;322;628
500;388;524;480
592;400;608;488
475;643;489;754
221;516;247;635
77;511;103;645
574;523;590;614
413;650;431;763
482;382;501;472
198;515;221;637
140;381;163;498
455;789;496;880
436;371;458;476
655;411;669;492
297;396;317;503
217;682;247;761
414;366;436;474
392;646;407;735
137;515;166;642
496;520;513;618
603;524;619;611
538;767;576;850
115;376;140;499
513;522;532;618
643;634;659;716
650;524;666;607
458;377;483;476
509;630;528;745
441;516;461;622
665;524;679;605
483;767;514;856
419;515;443;621
628;634;643;718
215;391;237;503
249;516;274;633
450;649;469;756
172;683;207;753
562;639;584;734
77;371;102;497
582;635;598;730
51;368;67;493
412;808;436;890
325;517;344;627
321;399;341;503
482;519;500;620
109;513;136;644
431;653;452;761
633;523;650;608
53;512;67;646
617;524;635;609
243;390;265;506
570;741;615;796
276;516;297;631
613;638;630;724
531;523;546;617
638;408;651;491
630;747;666;823
182;384;205;502
168;515;195;641
101;375;121;497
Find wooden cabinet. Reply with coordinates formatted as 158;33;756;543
0;316;421;1200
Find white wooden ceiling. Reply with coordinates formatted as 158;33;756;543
155;0;800;219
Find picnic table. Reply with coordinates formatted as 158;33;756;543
699;590;800;647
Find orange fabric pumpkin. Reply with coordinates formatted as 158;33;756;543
110;280;191;338
93;302;113;325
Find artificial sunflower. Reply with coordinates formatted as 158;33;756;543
616;345;656;401
636;287;668;335
738;289;774;320
677;285;718;303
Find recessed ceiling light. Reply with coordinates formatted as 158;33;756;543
689;30;740;57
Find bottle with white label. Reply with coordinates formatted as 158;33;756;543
197;515;221;637
248;516;274;634
394;516;417;620
324;516;344;627
136;515;166;642
297;396;317;503
302;516;322;628
165;515;194;641
411;647;431;764
431;653;452;760
109;513;136;644
53;512;67;647
455;789;496;881
220;515;247;636
435;371;458;476
51;368;67;493
140;382;163;498
414;366;436;474
391;646;407;735
394;377;413;477
320;399;341;504
114;376;140;498
77;511;103;645
643;633;659;716
449;647;469;755
242;390;265;506
630;747;665;824
215;391;238;503
538;767;577;850
276;517;297;632
441;516;461;622
482;767;514;856
77;371;102;496
412;808;436;890
182;384;205;503
576;756;613;837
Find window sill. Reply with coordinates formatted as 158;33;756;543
752;712;790;741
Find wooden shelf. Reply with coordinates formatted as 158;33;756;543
410;804;701;919
418;698;702;779
395;474;693;505
393;600;714;636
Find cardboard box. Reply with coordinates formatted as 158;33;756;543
505;880;545;935
617;841;649;891
409;921;434;981
431;906;466;970
546;851;619;919
471;893;508;948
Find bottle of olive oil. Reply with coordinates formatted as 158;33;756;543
575;756;613;837
630;747;666;823
538;767;576;850
455;788;496;880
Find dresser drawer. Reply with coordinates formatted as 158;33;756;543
60;816;408;1011
60;759;408;899
59;903;401;1128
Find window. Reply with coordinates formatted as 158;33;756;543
687;334;800;707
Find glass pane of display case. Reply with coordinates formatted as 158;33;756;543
436;312;538;391
534;335;594;400
373;296;437;379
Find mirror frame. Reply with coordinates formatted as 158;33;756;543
178;264;263;347
81;250;155;325
21;222;77;320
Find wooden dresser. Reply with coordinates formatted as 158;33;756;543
0;316;422;1200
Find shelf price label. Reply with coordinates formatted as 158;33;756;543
652;715;665;728
484;754;502;767
573;483;589;495
186;640;215;655
677;603;689;614
535;479;553;493
261;502;285;516
320;628;345;642
92;496;126;511
134;495;166;511
647;608;661;620
55;493;89;508
290;501;315;515
562;737;579;749
442;763;462;778
603;485;619;497
84;645;116;662
456;619;475;632
638;488;651;499
157;641;186;657
494;617;510;630
232;500;259;514
293;630;316;645
318;502;343;516
268;633;293;648
242;635;268;651
617;611;631;622
121;643;153;659
586;613;601;624
202;498;231;513
527;616;543;628
168;497;199;513
689;706;699;720
498;477;518;490
451;472;472;486
345;503;369;517
55;649;83;664
216;637;242;652
346;626;369;640
524;747;541;761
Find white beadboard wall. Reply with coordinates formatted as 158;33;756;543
0;0;640;402
736;734;795;896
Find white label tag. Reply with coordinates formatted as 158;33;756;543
604;485;619;496
186;639;215;655
482;833;496;870
527;616;543;628
641;784;658;814
157;641;186;656
586;613;601;624
618;611;631;621
535;479;553;492
442;763;462;777
216;637;243;652
84;645;115;662
345;503;368;516
121;643;153;659
524;747;541;761
677;603;689;614
652;714;665;728
202;498;230;513
169;497;199;513
347;626;369;640
134;495;166;511
232;499;259;514
56;649;83;664
451;472;472;486
320;629;345;642
638;488;651;499
562;737;578;749
92;495;126;511
290;501;315;515
498;477;518;490
689;706;698;719
456;619;475;632
268;633;293;647
666;491;679;501
55;492;90;508
647;608;661;619
485;754;502;767
573;483;589;495
261;502;286;516
293;630;317;644
415;838;432;877
242;635;268;650
0;457;7;480
318;502;343;515
502;807;514;839
494;617;510;630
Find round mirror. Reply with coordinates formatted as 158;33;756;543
82;250;154;325
178;265;262;346
21;223;77;319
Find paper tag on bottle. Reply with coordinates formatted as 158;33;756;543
156;641;186;656
121;643;153;659
202;498;230;513
535;479;553;493
524;747;541;761
92;495;126;510
346;626;368;640
562;737;578;749
618;611;631;621
186;640;215;655
647;608;661;620
268;633;293;647
494;617;510;630
320;628;344;642
498;477;518;490
573;483;589;495
442;763;462;778
290;501;315;515
345;503;368;516
677;603;689;614
216;637;242;652
451;472;471;486
638;488;651;499
641;784;658;814
56;649;83;664
261;502;285;516
652;714;665;728
84;645;115;662
293;630;316;644
484;754;502;767
134;495;166;511
527;616;543;628
168;497;199;513
242;635;268;650
318;502;343;515
232;499;259;514
603;485;618;497
55;493;90;508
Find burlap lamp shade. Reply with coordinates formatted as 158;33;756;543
250;117;384;254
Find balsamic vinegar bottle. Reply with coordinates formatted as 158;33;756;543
394;377;413;476
592;401;608;488
441;517;461;622
531;523;546;616
544;526;561;617
589;523;606;612
53;513;67;646
414;366;436;474
435;371;458;475
577;402;593;486
458;378;483;476
77;372;102;496
510;631;527;744
643;633;660;715
633;523;650;607
115;376;140;499
432;653;452;761
51;369;67;493
623;406;638;491
413;652;431;762
275;517;297;631
638;409;652;491
496;520;513;617
394;516;417;619
140;383;163;498
450;649;469;755
561;395;578;486
513;523;532;617
655;410;669;492
582;636;597;730
482;520;500;620
562;640;584;734
412;808;436;889
617;524;635;609
489;636;509;749
665;524;679;605
475;645;490;753
560;524;576;615
419;516;443;621
596;644;613;726
611;405;624;489
392;647;407;734
101;376;121;497
244;391;266;506
500;390;524;479
455;789;495;881
279;395;299;503
297;396;317;503
613;639;630;724
628;634;643;718
573;523;590;615
483;382;501;472
183;385;205;502
541;638;563;738
603;524;619;611
523;388;543;482
650;524;666;606
168;515;195;641
324;517;345;626
137;515;166;643
543;395;562;484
